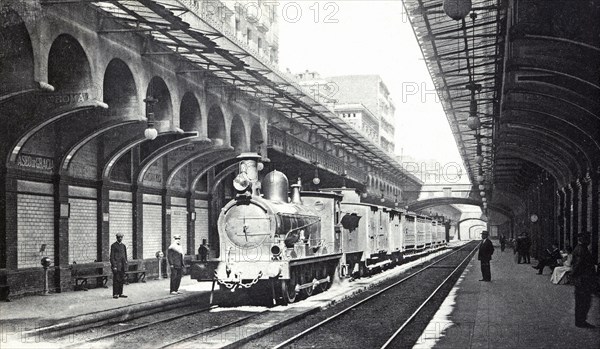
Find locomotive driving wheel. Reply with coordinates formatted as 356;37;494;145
281;275;297;305
300;269;313;297
318;265;330;292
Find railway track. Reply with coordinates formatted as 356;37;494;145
164;242;476;349
44;242;474;348
249;241;479;349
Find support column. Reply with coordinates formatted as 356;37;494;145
573;179;580;237
557;188;565;249
3;172;18;270
54;178;71;292
162;191;172;253
132;186;143;259
565;185;573;247
187;192;195;256
98;184;110;262
592;171;599;263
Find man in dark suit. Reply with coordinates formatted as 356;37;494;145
478;230;495;281
110;233;128;299
571;232;596;328
167;234;185;295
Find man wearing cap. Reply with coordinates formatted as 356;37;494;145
167;234;185;295
110;233;128;299
478;230;495;281
571;232;596;328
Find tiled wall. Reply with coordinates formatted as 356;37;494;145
68;198;98;263
17;194;55;268
143;204;162;259
109;201;134;260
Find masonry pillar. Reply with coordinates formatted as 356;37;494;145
54;178;70;292
187;192;195;256
162;191;172;253
98;184;110;262
132;185;143;259
565;185;573;247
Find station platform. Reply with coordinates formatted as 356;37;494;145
415;242;600;349
0;275;214;345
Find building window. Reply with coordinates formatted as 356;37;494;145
258;37;262;51
246;29;252;45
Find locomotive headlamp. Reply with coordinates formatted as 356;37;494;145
233;173;251;192
271;244;282;257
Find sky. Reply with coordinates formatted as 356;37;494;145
275;0;464;167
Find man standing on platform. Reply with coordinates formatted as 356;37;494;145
478;230;495;282
168;234;185;295
572;232;596;328
110;233;128;299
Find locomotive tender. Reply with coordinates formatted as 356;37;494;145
190;153;447;305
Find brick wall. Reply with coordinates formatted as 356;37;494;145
143;204;162;259
109;201;133;260
68;198;98;263
17;194;54;269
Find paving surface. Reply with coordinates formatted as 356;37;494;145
414;243;600;349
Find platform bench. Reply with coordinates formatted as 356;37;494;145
72;264;108;291
124;264;146;284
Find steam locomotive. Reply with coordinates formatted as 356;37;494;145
190;153;447;305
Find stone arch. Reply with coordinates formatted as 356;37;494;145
146;76;173;129
180;92;201;132
48;34;92;92
0;6;34;96
103;58;138;120
230;114;247;153
207;104;226;143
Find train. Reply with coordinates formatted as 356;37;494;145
190;153;447;305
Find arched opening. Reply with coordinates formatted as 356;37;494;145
180;92;201;132
103;59;138;120
146;76;172;129
207;105;226;143
0;6;34;95
48;34;92;92
230;114;246;153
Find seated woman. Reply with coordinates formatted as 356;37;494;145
550;246;573;284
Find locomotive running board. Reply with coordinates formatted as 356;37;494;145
288;253;343;267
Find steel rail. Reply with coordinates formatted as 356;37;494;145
158;309;269;349
271;242;478;349
64;304;217;347
380;244;478;348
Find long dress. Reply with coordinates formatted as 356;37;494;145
551;254;572;284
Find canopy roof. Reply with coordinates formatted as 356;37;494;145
58;0;423;186
404;0;600;215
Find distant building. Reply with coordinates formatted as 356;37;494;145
200;0;279;64
294;72;396;154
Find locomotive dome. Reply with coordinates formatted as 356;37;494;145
262;170;289;203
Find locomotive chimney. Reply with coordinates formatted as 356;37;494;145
235;152;262;196
291;180;302;204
